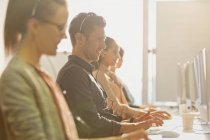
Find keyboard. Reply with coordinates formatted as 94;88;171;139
148;127;164;135
148;135;162;140
193;124;210;134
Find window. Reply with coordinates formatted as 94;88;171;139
0;0;8;74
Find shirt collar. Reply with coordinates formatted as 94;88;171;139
68;55;94;73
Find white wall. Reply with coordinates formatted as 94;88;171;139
41;52;70;80
0;0;8;74
156;1;210;101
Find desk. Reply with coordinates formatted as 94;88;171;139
148;115;210;140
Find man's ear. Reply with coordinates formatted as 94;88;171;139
75;32;84;43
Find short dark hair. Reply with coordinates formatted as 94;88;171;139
4;0;67;54
104;36;115;50
69;12;106;46
119;47;124;58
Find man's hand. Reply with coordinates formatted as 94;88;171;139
150;111;171;120
133;112;164;127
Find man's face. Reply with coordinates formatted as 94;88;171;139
82;26;106;62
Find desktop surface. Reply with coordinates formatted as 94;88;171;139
148;114;210;140
148;134;162;140
148;129;179;138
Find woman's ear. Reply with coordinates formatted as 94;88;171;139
27;18;39;35
101;51;107;57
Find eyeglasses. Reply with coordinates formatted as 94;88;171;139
39;18;67;33
79;13;95;33
31;0;66;33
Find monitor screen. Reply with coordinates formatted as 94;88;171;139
204;48;210;123
177;62;186;104
185;61;198;109
193;54;202;105
197;48;210;123
177;61;193;110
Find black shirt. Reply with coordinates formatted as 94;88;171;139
56;55;121;138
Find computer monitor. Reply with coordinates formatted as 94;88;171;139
177;61;193;110
183;61;194;109
177;62;186;105
197;48;209;123
184;61;198;110
203;48;210;123
192;48;210;134
193;54;202;106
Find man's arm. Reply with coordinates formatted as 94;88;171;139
57;66;121;138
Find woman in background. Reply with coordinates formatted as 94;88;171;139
109;47;135;106
93;36;171;121
93;37;145;119
110;47;155;110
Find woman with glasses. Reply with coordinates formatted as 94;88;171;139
0;0;79;140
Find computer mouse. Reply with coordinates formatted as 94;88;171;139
160;130;180;138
